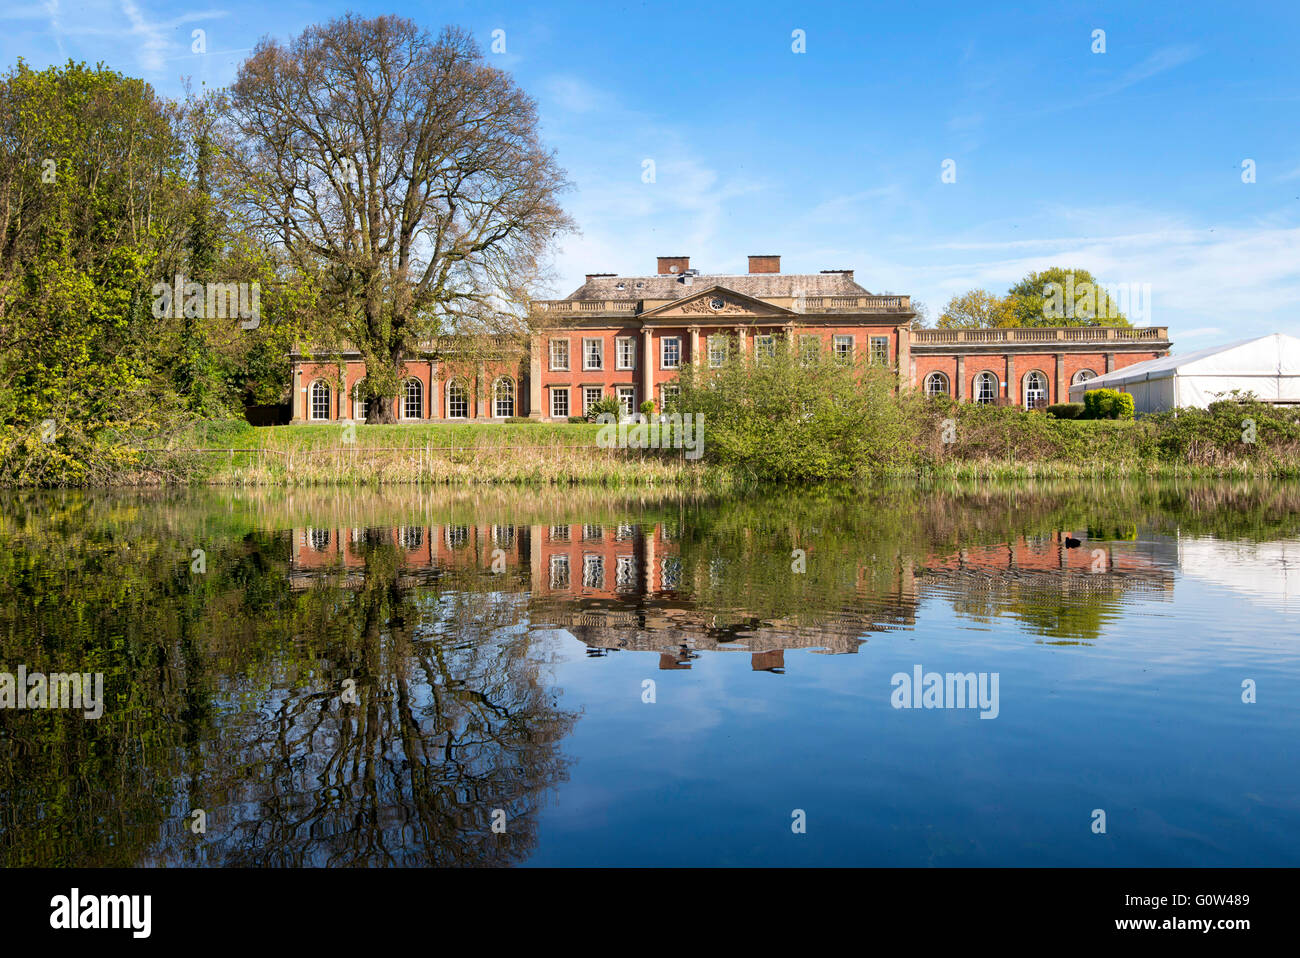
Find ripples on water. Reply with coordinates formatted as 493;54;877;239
0;481;1297;866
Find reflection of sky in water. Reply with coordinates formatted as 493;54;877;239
2;486;1298;867
1178;537;1300;614
524;532;1300;867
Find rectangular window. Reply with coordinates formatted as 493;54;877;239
447;386;468;419
661;336;681;369
583;337;603;370
616;555;637;590
549;554;570;590
584;386;603;413
550;388;569;419
708;335;729;368
870;336;889;365
661;384;680;410
549;339;569;371
799;334;820;364
755;334;776;360
660;556;682;591
833;335;854;361
549;525;570;542
617;386;636;418
616;337;636;370
583;554;604;589
583;524;604;541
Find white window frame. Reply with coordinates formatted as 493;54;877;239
708;335;729;368
924;372;950;397
755;334;776;360
583;337;603;371
549;338;570;371
446;380;468;419
582;554;604;589
661;336;681;370
833;335;854;361
494;377;515;418
616;336;636;370
583;386;603;413
617;386;636;418
1072;369;1097;386
870;336;889;365
353;380;368;421
798;334;819;364
310;380;330;420
401;378;423;420
549;554;570;590
1024;371;1048;407
550;387;569;419
975;371;998;405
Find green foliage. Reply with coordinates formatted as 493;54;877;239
1083;388;1135;420
0;61;310;486
1145;396;1300;468
1007;267;1132;328
1046;403;1085;419
673;338;915;481
639;399;655;416
584;396;622;422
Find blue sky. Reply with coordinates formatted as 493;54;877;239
4;0;1299;347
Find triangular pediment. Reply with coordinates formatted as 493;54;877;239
639;285;798;321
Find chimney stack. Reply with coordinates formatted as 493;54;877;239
657;256;690;275
748;255;781;274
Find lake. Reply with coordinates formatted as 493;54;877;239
1;480;1297;867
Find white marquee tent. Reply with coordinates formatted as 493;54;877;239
1067;333;1300;413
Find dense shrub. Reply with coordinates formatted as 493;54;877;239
639;400;655;416
1046;403;1085;420
673;340;915;481
1083;388;1135;420
1144;397;1300;467
566;415;587;424
583;397;622;422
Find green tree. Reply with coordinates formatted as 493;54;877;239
1006;267;1131;328
937;289;1017;328
224;15;575;423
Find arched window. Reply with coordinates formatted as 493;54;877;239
446;380;468;419
310;380;331;420
353;380;368;421
1023;370;1049;407
924;371;950;397
1072;369;1097;386
494;377;515;418
402;378;423;420
974;371;998;404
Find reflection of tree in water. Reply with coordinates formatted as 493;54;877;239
156;533;575;866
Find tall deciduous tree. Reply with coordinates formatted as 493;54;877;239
1006;267;1130;327
937;289;1016;328
225;15;575;422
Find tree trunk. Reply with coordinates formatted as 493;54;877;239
369;396;397;424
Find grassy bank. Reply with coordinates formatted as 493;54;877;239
138;412;1300;487
167;420;710;486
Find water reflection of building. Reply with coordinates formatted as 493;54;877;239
289;524;1181;664
290;521;918;669
917;533;1176;594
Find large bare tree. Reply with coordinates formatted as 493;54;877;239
226;15;574;422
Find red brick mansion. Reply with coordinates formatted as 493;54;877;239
288;254;1171;421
